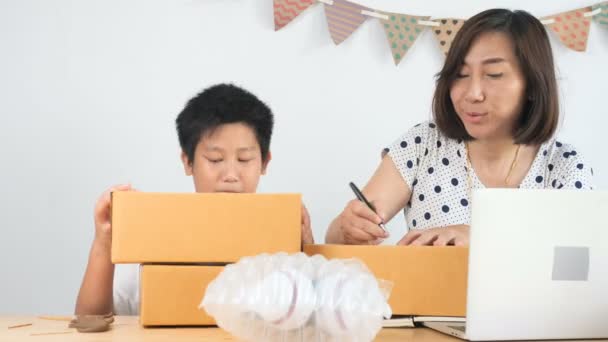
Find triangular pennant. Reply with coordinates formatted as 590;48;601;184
431;18;465;56
542;7;593;52
324;0;370;45
379;13;430;65
592;1;608;27
274;0;315;31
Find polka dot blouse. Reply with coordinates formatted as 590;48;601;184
383;121;594;230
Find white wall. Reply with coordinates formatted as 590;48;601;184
0;0;605;314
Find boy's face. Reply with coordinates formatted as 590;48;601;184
181;122;269;193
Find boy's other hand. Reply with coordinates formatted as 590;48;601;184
93;184;134;247
301;203;314;244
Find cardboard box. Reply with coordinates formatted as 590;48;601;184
304;244;468;317
111;192;302;263
140;265;222;326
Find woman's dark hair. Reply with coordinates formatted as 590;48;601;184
433;9;559;144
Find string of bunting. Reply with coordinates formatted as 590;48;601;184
273;0;608;65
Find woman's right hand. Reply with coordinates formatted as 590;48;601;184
337;199;389;245
93;184;134;248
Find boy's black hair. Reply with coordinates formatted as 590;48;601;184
176;84;274;163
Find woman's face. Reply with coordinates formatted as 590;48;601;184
450;31;527;141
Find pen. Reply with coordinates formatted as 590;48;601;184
349;182;387;232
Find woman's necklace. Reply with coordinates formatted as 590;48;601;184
465;142;521;193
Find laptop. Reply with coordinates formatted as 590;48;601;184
423;189;608;341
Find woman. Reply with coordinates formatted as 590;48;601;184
326;9;593;246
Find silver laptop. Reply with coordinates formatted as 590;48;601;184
424;189;608;341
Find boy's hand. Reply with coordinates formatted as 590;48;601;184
301;203;314;244
93;184;134;246
76;186;134;316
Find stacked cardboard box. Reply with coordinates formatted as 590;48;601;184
111;192;302;326
111;192;469;326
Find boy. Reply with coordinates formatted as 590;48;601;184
75;84;313;315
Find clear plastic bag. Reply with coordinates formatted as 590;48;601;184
201;252;392;342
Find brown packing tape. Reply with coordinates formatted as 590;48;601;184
68;313;114;333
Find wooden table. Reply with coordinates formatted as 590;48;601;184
2;316;606;341
1;315;457;341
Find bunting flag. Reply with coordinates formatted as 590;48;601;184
593;1;608;27
432;18;465;56
543;7;592;52
274;0;315;31
324;0;370;45
267;0;608;66
379;13;430;65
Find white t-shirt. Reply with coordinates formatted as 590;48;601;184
385;121;594;230
113;264;140;315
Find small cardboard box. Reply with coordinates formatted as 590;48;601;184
304;244;468;317
140;264;222;326
111;192;302;263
